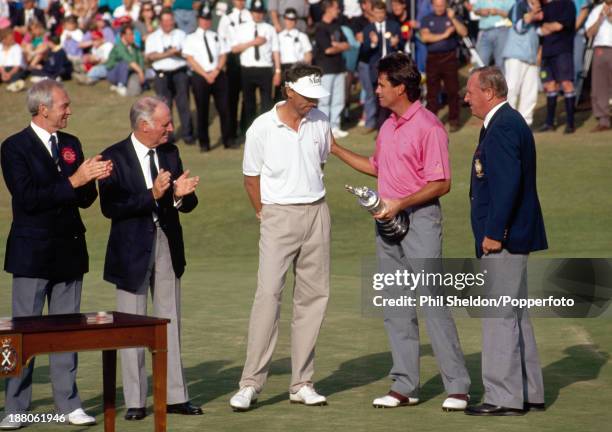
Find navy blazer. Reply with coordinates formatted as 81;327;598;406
470;103;548;258
99;138;197;292
360;19;403;81
1;126;97;280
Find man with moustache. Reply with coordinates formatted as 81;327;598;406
230;63;332;411
99;96;201;421
331;52;471;411
463;66;547;416
1;80;111;430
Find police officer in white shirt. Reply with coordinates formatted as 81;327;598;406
145;8;194;144
232;0;281;129
183;2;237;151
218;0;253;140
275;8;313;100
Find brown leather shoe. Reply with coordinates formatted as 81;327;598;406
590;124;610;133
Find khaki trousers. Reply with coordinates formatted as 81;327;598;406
239;200;331;393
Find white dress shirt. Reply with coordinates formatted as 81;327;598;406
586;5;612;48
243;102;331;205
217;7;252;47
278;29;312;64
113;4;141;22
30;121;57;158
484;101;507;129
183;28;229;72
233;21;279;68
145;28;187;71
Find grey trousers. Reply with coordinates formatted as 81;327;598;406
117;227;188;408
480;249;545;409
375;201;470;397
4;277;83;415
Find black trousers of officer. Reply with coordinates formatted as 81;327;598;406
190;71;231;150
241;66;274;130
153;67;193;140
226;53;246;138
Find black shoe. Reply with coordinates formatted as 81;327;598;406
167;401;203;415
524;402;546;412
536;123;555;133
563;126;575;134
183;136;196;145
124;407;146;421
465;403;526;416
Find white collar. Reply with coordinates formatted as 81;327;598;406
30;121;56;147
483;101;507;129
130;133;155;160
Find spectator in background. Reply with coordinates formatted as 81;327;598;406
276;8;312;100
99;0;125;14
0;27;26;92
473;0;513;69
92;14;116;44
61;15;85;65
421;0;467;132
585;0;612;132
538;0;576;134
172;0;197;33
105;24;145;96
114;0;142;21
22;19;47;68
75;30;114;85
231;0;281;130
390;0;412;53
270;0;309;32
314;0;350;138
183;1;236;151
134;1;159;41
502;0;542;127
574;0;594;86
145;8;193;144
218;0;252;141
31;34;72;81
360;0;402;130
10;0;46;36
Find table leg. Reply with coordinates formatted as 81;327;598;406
152;324;167;432
102;350;117;432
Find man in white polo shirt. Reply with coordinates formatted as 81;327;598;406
230;63;332;412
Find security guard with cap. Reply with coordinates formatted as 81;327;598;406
275;8;313;100
183;2;236;151
218;0;253;140
231;0;281;129
145;8;194;144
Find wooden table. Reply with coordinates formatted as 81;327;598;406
0;312;169;432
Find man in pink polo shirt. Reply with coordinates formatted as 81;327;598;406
331;52;470;411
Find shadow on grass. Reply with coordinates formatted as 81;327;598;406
542;344;609;406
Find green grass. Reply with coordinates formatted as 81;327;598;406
0;81;611;431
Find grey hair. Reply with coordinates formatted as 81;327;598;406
129;96;166;130
471;66;508;99
26;80;66;116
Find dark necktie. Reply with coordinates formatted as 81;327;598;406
238;11;243;25
203;31;213;63
478;126;486;145
148;149;158;181
49;135;60;170
254;25;260;61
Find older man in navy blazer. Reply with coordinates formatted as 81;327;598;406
0;80;111;429
464;66;548;416
99;96;201;421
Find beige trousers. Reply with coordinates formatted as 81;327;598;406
239;199;331;393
